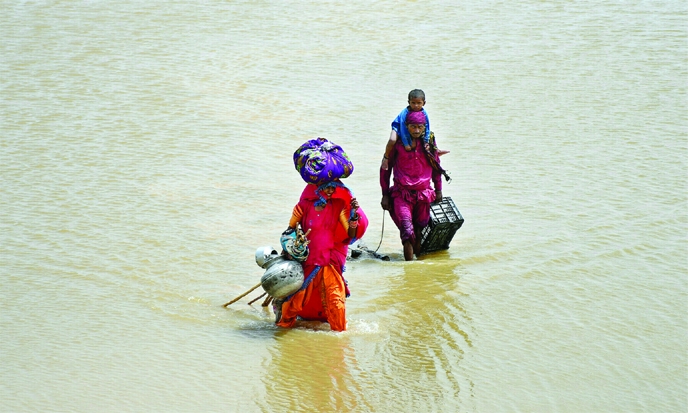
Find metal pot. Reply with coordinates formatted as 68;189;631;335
255;246;304;299
255;246;281;269
260;256;304;299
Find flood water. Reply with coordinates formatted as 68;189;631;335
1;1;686;412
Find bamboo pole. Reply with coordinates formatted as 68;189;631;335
222;282;262;307
247;292;267;305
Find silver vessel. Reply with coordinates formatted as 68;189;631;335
255;246;304;299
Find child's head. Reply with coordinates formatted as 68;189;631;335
407;89;426;112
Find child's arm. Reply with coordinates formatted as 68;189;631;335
381;130;397;170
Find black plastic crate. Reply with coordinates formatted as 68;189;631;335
419;196;464;255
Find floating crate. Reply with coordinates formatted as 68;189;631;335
419;196;464;255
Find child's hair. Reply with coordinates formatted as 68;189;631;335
408;89;426;101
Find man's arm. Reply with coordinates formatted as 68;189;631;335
432;168;443;203
380;147;394;210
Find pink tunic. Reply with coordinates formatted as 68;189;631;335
276;183;368;331
382;140;442;194
380;141;442;242
293;197;348;270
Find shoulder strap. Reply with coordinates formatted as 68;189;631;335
423;132;451;183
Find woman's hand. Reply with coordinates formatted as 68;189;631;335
348;198;360;237
350;198;359;218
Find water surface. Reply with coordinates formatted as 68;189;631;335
1;1;686;412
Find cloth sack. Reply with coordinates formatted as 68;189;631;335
293;138;354;185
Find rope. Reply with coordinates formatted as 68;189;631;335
374;210;386;253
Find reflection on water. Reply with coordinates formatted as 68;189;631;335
359;260;475;411
261;332;365;412
257;257;474;413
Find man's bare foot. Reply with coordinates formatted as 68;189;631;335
413;238;421;255
403;241;414;261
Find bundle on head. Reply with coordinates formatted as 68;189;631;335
293;138;354;185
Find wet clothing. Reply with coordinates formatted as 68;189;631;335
276;184;367;332
277;264;347;331
390;189;433;243
380;138;442;244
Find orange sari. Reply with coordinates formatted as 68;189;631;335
276;264;347;331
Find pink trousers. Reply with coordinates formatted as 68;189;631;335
390;188;434;243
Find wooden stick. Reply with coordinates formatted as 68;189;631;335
222;282;262;307
298;228;312;246
261;295;273;307
247;291;267;305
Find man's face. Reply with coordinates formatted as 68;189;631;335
407;123;425;139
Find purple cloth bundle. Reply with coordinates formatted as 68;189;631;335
293;138;354;185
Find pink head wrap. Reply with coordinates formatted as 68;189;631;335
406;110;426;125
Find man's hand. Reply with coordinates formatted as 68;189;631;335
434;190;443;204
380;195;391;211
380;156;389;171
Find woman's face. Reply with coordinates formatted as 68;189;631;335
322;186;336;198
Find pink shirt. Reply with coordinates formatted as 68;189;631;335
380;141;442;194
296;198;348;268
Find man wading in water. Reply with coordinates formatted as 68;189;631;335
380;110;448;261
